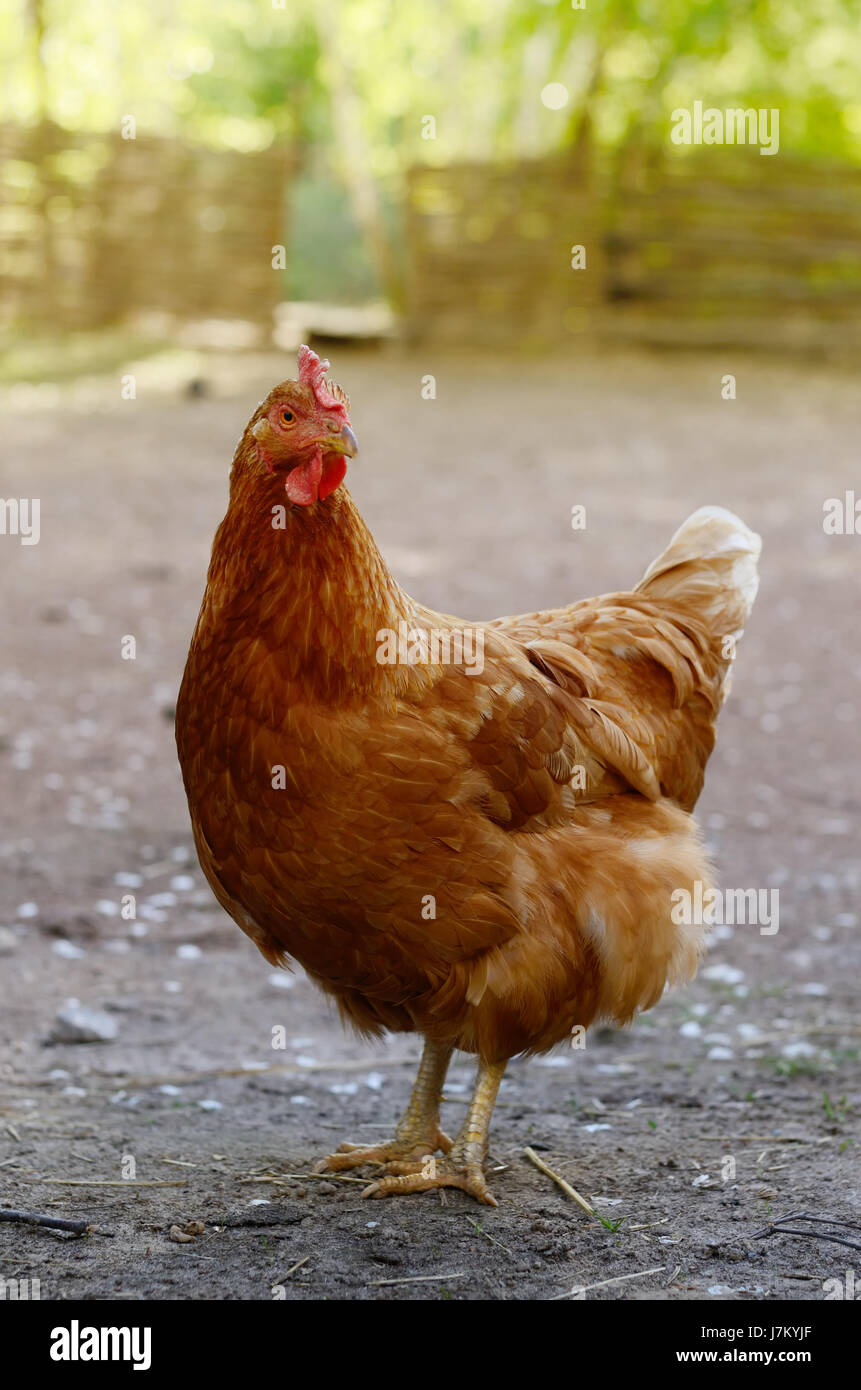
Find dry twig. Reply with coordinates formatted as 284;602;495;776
370;1272;466;1287
274;1255;310;1282
465;1216;513;1255
523;1146;595;1214
0;1208;112;1236
25;1178;187;1188
551;1265;666;1300
751;1211;861;1254
240;1171;368;1185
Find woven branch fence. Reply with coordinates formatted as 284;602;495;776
406;144;861;353
0;122;293;335
3;124;859;355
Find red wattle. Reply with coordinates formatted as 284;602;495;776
284;449;347;506
285;450;323;506
318;456;347;500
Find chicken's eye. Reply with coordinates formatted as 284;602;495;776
280;408;295;425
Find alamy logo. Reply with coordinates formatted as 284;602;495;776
823;1269;859;1299
0;497;40;545
671;102;779;156
0;1276;40;1299
671;881;779;935
50;1321;151;1371
823;492;861;534
376;621;485;675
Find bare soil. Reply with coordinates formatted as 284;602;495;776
1;344;859;1301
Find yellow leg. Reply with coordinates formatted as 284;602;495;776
362;1058;507;1206
315;1038;453;1173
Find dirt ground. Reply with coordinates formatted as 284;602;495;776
1;344;859;1302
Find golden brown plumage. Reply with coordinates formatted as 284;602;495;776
176;348;760;1203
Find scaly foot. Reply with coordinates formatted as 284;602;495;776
314;1125;452;1174
314;1038;453;1175
360;1058;508;1207
361;1153;498;1206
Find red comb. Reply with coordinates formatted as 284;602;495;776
297;345;348;413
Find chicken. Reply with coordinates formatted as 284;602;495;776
176;346;761;1205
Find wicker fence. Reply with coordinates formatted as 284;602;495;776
3;124;860;354
405;152;603;349
0;122;293;336
406;145;861;353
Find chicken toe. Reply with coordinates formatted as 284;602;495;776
314;1039;453;1174
359;1058;507;1206
361;1156;498;1207
315;1132;452;1173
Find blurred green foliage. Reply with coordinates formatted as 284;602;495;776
285;175;402;302
6;0;861;162
4;0;860;305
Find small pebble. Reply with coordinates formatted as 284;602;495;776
138;906;166;923
781;1041;816;1059
702;964;745;985
51;1000;117;1043
52;940;85;960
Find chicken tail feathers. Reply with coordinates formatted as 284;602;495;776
636;506;761;643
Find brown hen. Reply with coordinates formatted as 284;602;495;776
176;347;760;1204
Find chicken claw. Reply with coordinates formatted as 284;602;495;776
314;1129;452;1174
361;1057;507;1207
361;1157;498;1207
314;1039;453;1175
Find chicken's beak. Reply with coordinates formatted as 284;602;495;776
329;423;358;458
